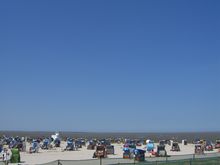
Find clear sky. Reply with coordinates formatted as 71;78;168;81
0;0;219;132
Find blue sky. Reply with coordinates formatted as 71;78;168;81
0;0;219;132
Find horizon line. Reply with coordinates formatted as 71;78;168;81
1;130;220;133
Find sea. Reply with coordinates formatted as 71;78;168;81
0;131;220;142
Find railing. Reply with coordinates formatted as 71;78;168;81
37;152;220;165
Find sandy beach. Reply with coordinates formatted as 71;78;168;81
16;141;219;164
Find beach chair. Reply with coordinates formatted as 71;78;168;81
29;140;39;153
170;142;180;151
134;149;146;161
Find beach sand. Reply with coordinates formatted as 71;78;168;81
17;141;219;164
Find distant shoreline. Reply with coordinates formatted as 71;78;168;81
1;130;220;133
1;130;220;142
